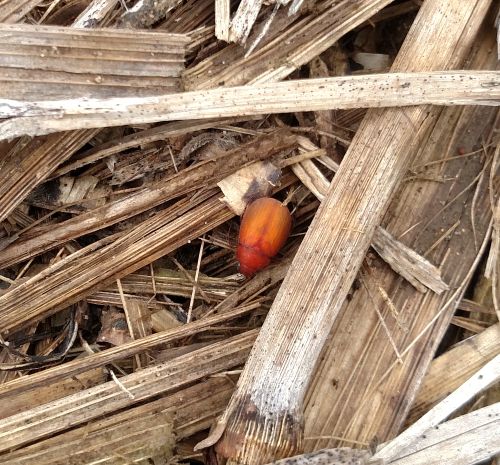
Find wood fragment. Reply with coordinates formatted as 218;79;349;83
2;71;498;139
215;0;231;42
407;323;500;424
372;226;449;294
374;355;500;462
0;23;189;101
245;3;281;57
2;412;175;464
485;193;500;320
0;0;45;23
386;403;500;465
450;315;489;333
304;102;497;451
496;8;500;60
87;291;164;311
263;403;500;465
74;0;119;28
229;0;262;44
0;194;227;333
119;0;184;28
458;298;496;314
264;448;374;465
288;0;306;16
106;271;239;301
308;56;338;157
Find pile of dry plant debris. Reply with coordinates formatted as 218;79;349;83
0;0;499;464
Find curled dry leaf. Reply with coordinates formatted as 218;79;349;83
218;161;282;216
96;307;132;346
352;52;391;71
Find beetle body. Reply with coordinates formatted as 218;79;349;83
237;197;292;277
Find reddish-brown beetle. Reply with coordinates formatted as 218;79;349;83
236;197;292;277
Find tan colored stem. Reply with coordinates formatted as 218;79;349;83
1;71;498;139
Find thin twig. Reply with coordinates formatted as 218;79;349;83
424;220;460;256
188;237;206;323
0;274;14;284
172;257;212;304
147;263;158;305
245;3;280;58
360;270;403;364
411;143;492;171
109;369;135;400
117;278;142;369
